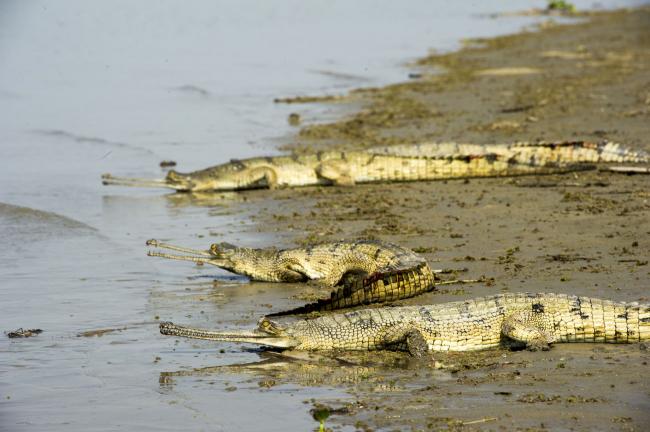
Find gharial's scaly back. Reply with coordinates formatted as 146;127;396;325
368;141;650;164
282;293;650;352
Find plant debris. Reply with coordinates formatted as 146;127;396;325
6;328;43;338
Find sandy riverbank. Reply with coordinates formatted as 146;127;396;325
240;7;650;431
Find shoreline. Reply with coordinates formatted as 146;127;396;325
282;7;649;154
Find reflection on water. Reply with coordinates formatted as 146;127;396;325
0;0;645;431
164;191;246;209
159;350;411;389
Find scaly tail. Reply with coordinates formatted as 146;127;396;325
509;141;650;165
369;141;649;165
268;264;436;316
566;141;648;163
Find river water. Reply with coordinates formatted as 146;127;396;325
0;1;643;431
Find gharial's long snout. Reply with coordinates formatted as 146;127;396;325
146;238;216;265
101;171;193;191
159;321;300;349
145;239;237;268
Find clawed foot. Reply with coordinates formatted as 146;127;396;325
406;330;429;358
526;338;552;351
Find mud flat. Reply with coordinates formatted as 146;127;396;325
244;7;650;431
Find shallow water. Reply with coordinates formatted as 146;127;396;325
0;1;645;431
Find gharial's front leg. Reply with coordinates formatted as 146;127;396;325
302;252;380;287
501;309;555;351
316;160;355;186
405;329;430;358
237;166;279;189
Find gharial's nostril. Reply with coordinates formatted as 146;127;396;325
166;170;181;181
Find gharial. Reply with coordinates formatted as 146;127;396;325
159;293;650;355
145;239;469;315
102;141;648;192
149;240;650;354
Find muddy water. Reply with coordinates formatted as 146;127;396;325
0;1;645;431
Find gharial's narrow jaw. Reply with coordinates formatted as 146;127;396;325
145;239;234;268
101;170;194;191
159;321;300;349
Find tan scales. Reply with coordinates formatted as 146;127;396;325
159;293;650;355
146;239;438;314
102;141;648;192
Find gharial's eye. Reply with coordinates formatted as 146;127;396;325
229;159;245;171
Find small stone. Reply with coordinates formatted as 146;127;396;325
288;113;301;126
